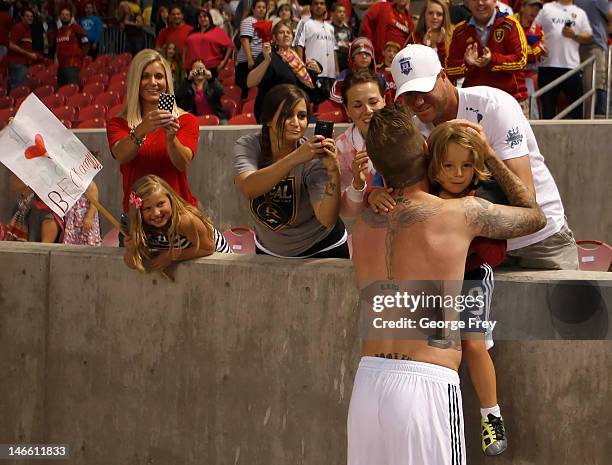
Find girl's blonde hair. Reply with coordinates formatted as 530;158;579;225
415;0;453;49
120;49;178;128
427;123;490;187
127;175;214;273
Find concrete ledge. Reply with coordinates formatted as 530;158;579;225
0;243;610;465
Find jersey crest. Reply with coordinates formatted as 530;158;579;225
250;177;298;231
494;28;505;42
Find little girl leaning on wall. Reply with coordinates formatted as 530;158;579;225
62;181;102;246
123;175;231;273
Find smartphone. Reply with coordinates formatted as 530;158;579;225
564;19;573;27
158;92;175;112
314;120;334;139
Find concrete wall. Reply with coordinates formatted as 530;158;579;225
0;243;610;465
0;121;611;242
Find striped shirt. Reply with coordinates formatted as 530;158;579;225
236;16;263;63
146;226;232;254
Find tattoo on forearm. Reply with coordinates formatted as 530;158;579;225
461;196;544;240
485;156;536;208
361;197;441;279
324;179;338;197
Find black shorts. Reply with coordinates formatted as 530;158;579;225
460;263;494;334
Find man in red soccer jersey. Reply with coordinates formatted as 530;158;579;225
446;0;529;116
56;7;89;87
361;0;415;64
155;5;193;54
7;8;39;90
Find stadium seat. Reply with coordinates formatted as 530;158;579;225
228;113;256;125
108;103;124;118
221;76;235;87
241;99;255;114
51;106;77;122
107;81;126;97
77;105;107;121
33;85;55;98
28;63;45;77
82;82;105;96
61;119;73;129
222;227;255;254
222;59;234;69
317;99;344;114
197;114;220;126
66;92;94;108
247;86;258;100
94;91;120;107
14;96;28;108
57;83;80;98
82;55;93;67
0;108;16;125
37;71;57;88
77;118;106;128
109;72;128;86
94;53;113;66
0;96;13;109
576;240;612;272
41;93;66;109
221;98;237;119
218;67;234;80
224;85;242;104
316;110;347;123
9;86;30;100
85;73;109;87
25;76;40;90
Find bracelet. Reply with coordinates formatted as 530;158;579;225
129;127;146;148
346;181;367;203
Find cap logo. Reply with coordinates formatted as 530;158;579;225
399;57;412;75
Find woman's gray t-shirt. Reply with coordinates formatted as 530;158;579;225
233;133;333;256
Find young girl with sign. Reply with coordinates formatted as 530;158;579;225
123;175;230;273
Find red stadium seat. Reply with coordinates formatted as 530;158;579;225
77;118;106;128
109;72;128;86
0;96;13;109
247;86;258;100
94;91;120;107
34;85;55;98
108;103;124;118
77;104;107;121
221;76;235;87
37;71;57;88
222;59;234;70
25;76;40;90
107;81;126;99
61;119;73;129
57;83;80;98
218;67;234;80
241;99;255;114
28;63;45;78
228;113;256;125
0;108;16;125
85;73;109;87
10;86;30;100
41;93;66;109
221;98;237;119
83;55;93;67
316;110;347;123
197;114;220;126
222;227;255;254
224;85;242;104
51;106;77;122
576;240;612;272
14;96;28;108
317;99;344;114
94;53;113;66
82;82;105;96
66;92;94;108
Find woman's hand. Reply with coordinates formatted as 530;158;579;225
262;42;272;62
293;135;329;164
351;150;369;190
163;116;180;141
147;251;173;271
305;59;321;73
83;215;94;233
317;138;340;173
368;188;396;213
140;109;175;134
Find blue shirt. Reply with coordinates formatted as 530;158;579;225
575;0;609;50
468;10;498;46
80;15;103;43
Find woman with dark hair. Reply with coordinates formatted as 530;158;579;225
233;84;348;259
247;20;320;122
183;8;234;77
175;59;225;119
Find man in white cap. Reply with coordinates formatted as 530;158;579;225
390;43;578;271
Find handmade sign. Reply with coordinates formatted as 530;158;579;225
0;94;102;218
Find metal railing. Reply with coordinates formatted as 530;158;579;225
529;55;596;120
606;46;611;120
99;24;156;56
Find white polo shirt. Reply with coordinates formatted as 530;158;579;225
536;2;592;68
293;18;338;79
416;86;565;250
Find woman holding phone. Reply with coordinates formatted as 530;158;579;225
233;84;349;259
107;48;200;217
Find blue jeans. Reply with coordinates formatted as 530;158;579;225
8;63;28;90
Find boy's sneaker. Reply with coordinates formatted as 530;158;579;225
481;414;508;456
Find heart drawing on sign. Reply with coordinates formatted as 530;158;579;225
24;134;52;160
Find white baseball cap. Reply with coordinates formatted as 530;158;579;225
392;44;442;99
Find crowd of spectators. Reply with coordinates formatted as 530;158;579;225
0;0;611;122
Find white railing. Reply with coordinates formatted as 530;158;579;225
529;55;596;120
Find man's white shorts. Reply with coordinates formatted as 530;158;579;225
347;357;465;465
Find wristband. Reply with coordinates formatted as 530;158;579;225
346;181;367;203
129;127;146;148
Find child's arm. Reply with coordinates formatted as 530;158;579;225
83;181;99;233
147;213;216;271
123;235;139;270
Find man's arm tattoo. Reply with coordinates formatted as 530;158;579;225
362;199;441;279
461;196;545;240
485;156;536;208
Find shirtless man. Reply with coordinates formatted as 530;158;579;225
347;105;546;465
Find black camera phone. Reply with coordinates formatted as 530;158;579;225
564;19;573;27
314;120;334;139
